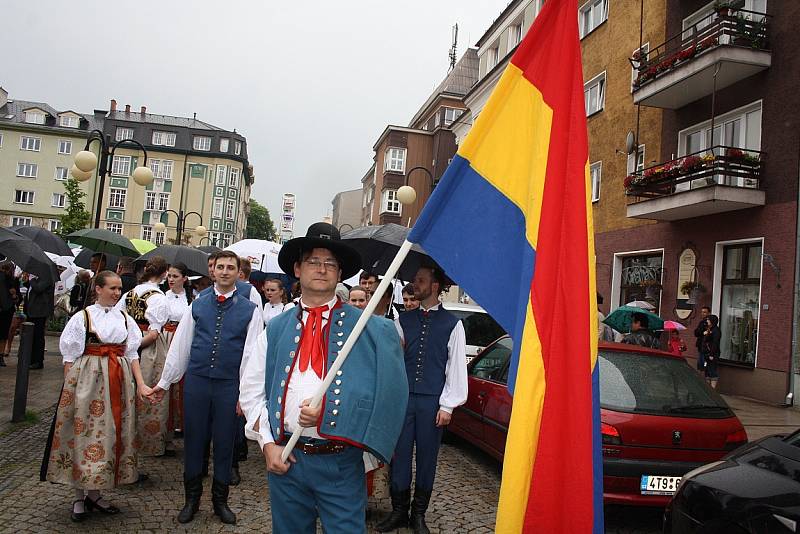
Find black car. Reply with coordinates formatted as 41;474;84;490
664;429;800;533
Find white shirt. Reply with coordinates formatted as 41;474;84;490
59;304;141;363
165;289;190;322
239;296;337;449
394;302;469;414
262;301;295;325
156;285;264;391
246;285;264;314
115;281;169;332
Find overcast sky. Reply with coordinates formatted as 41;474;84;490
2;0;509;236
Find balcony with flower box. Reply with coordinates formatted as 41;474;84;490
631;7;770;109
625;146;765;221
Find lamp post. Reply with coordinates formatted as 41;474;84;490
338;223;354;234
198;236;218;247
71;129;155;228
153;209;206;245
396;166;436;206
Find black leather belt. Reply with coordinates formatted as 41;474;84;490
286;436;347;455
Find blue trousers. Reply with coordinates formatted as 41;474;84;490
390;393;443;492
183;374;238;484
268;444;366;534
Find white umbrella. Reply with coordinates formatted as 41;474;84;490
45;251;76;269
225;239;282;273
625;300;655;311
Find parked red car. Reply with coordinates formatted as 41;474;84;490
448;338;748;507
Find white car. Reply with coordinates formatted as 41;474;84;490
442;303;506;362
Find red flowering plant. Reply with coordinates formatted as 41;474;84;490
681;155;704;172
678;45;697;61
697;36;719;53
725;147;761;166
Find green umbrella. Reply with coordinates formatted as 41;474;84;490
130;238;157;254
603;305;664;333
67;228;140;258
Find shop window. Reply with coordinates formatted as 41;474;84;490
618;252;663;315
719;242;761;365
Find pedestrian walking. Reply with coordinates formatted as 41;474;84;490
702;314;722;389
377;265;468;534
239;222;408;534
43;270;150;522
163;262;193;452
693;306;711;371
667;329;687;356
148;250;262;525
25;272;54;370
0;262;18;366
262;278;295;324
117;256;170;458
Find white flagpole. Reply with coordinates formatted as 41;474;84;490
280;239;415;462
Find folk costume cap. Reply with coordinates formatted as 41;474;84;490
278;222;362;280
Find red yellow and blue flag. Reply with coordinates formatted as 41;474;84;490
407;0;601;531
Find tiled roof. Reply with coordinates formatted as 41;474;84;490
106;110;223;131
0;99;103;131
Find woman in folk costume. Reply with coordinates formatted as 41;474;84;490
163;262;192;450
262;278;294;324
45;271;150;521
116;256;170;457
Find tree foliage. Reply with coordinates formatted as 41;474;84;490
246;200;277;241
58;179;92;238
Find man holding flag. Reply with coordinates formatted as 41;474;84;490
399;0;603;531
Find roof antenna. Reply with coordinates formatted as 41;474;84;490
448;23;458;72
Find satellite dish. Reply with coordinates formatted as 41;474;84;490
625;131;637;155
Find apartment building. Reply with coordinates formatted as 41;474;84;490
331;188;361;231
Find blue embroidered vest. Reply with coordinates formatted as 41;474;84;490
188;290;257;380
264;302;408;463
398;306;460;395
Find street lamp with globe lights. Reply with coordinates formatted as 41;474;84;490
153;209;205;245
397;166;436;211
71;129;154;228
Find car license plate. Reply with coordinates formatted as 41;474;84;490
640;475;681;495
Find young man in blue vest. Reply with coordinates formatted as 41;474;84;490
377;266;468;534
149;251;263;525
239;222;408;534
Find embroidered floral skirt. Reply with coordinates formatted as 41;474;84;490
46;355;138;490
163;329;184;433
136;335;170;456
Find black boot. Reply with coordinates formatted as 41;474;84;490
410;487;432;534
375;488;410;532
211;478;236;524
0;354;6;367
177;475;203;524
229;465;241;486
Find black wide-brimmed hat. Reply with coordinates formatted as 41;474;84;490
278;222;362;279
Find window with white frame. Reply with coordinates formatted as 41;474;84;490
229;167;239;188
381;189;401;214
618;251;663;314
590;161;602;202
0;133;3;147
141;225;153;241
20;136;41;151
160;160;173;180
24;111;45;124
487;45;499;71
51;193;66;208
718;241;762;365
216;165;227;185
213;198;223;218
14;190;35;204
11;216;32;226
106;222;123;234
17;163;38;178
443;108;462;127
57;139;72;155
384;147;406;173
579;0;609;39
54;166;69;181
59;115;79;128
151;131;176;147
220;138;229;152
680;101;762;156
627;145;645;174
158;193;169;211
225;199;235;220
508;20;523;49
115;127;134;142
109;188;127;209
48;219;62;232
145;192;157;211
234;140;242;155
584;72;606;116
111;155;131;176
154;230;165;245
193;136;211;151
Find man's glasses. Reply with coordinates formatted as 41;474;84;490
304;258;340;271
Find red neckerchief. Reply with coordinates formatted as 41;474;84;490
298;304;329;378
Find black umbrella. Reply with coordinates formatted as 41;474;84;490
67;228;140;258
10;225;73;256
197;245;222;254
135;245;209;277
342;223;448;282
74;248;119;272
0;228;59;283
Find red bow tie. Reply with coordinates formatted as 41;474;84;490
298;305;329;378
217;295;226;303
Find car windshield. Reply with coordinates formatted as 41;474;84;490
449;309;506;348
599;350;732;418
784;430;800;448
